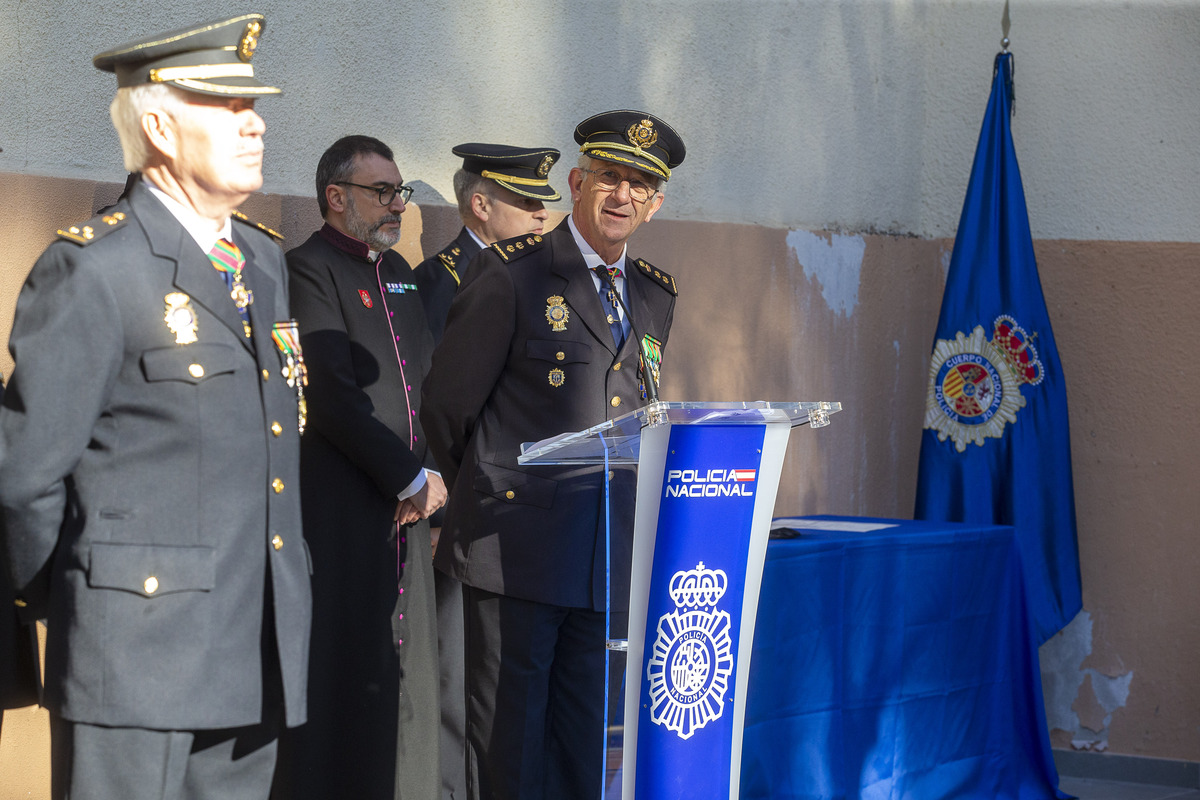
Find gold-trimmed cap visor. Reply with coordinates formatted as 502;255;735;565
452;143;561;201
574;110;685;182
93;14;280;98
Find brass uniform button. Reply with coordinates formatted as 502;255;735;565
606;314;615;324
556;351;565;361
270;421;283;436
505;490;515;500
611;396;621;408
14;597;27;608
272;535;284;551
272;478;285;494
188;363;205;378
613;362;622;371
608;470;614;480
144;576;159;595
261;369;270;381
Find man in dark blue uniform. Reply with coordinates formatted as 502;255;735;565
275;135;447;800
413;142;562;800
0;15;311;799
421;110;685;800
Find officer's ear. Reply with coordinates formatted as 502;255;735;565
470;192;490;223
141;108;179;162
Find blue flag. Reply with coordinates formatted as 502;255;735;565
914;53;1081;645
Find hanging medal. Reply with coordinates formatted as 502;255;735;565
271;319;308;434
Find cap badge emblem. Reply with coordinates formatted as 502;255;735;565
238;20;262;62
536;154;555;178
545;295;569;332
164;292;199;344
626;119;658;151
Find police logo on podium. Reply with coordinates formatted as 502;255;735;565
646;562;734;740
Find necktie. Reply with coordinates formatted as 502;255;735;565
593;266;628;349
208;238;253;338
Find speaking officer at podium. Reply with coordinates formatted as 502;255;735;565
421;110;685;800
0;15;311;799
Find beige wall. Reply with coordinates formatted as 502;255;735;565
1;176;1197;795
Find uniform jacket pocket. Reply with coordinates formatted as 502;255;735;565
88;542;216;597
141;344;236;384
526;339;591;365
473;461;558;509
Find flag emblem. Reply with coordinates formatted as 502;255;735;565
732;469;756;482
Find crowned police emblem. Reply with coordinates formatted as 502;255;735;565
646;562;734;740
924;314;1045;452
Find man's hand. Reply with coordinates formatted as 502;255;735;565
394;471;448;528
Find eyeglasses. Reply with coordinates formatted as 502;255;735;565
580;168;658;203
336;181;414;206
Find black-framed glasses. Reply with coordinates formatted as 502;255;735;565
336;181;414;206
580;168;658;203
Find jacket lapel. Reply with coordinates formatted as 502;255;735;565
548;225;617;356
131;184;254;353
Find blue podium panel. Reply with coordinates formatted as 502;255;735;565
742;516;1070;800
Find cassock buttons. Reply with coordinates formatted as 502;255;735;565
611;396;621;407
144;576;159;595
188;363;205;378
272;535;284;551
272;478;285;493
271;421;283;436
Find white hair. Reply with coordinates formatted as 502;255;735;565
109;83;187;171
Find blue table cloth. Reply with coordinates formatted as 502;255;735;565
741;516;1069;800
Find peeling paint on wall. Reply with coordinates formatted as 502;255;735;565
785;229;865;317
1039;611;1134;751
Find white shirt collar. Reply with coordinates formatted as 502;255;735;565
465;227;489;251
144;179;232;253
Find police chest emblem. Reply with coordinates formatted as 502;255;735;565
646;562;734;740
548;368;565;388
545;296;569;331
164;292;198;344
924;314;1045;452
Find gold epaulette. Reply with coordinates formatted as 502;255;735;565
490;233;545;263
56;208;129;245
232;210;284;242
635;258;678;296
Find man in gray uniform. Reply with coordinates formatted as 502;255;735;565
0;15;311;799
422;110;685;800
413;142;561;800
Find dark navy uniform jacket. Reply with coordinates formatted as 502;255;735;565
420;220;676;612
412;226;482;345
0;181;312;730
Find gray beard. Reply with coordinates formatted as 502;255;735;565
345;195;402;251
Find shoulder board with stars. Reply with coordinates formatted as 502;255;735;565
232;210;284;242
56;207;129;245
489;233;545;263
635;258;678;296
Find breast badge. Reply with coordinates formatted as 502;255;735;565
545;296;569;332
164;292;199;344
924;315;1044;452
639;334;664;400
359;289;373;308
548;368;565;388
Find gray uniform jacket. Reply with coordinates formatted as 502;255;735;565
0;182;312;730
420;221;677;612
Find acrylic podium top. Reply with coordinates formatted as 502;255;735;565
517;400;841;466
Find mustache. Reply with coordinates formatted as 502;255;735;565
372;215;403;229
